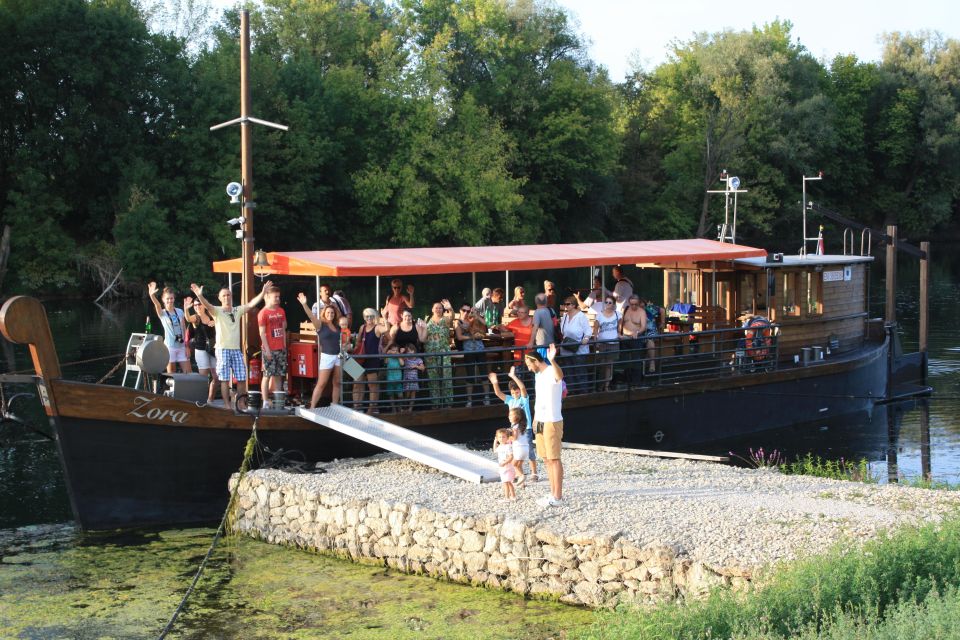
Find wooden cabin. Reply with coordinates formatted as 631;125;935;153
661;254;873;362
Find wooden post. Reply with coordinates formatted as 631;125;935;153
920;400;931;482
919;241;929;383
885;225;897;325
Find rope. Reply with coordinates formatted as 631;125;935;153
3;352;125;376
95;357;126;384
156;419;259;639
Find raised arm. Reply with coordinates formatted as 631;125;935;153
245;280;274;312
405;284;415;308
183;296;198;324
147;282;163;317
546;343;564;382
297;292;322;331
488;371;506;402
190;283;216;314
508;365;527;397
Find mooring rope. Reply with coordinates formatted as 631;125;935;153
156;418;260;640
3;352;126;376
95;357;126;384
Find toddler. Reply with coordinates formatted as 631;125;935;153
509;407;530;487
401;344;425;412
339;316;352;352
493;428;517;500
384;344;403;412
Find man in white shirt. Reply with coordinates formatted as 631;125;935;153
525;344;565;507
612;266;634;314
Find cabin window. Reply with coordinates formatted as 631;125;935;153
780;272;800;317
666;271;696;307
805;272;823;316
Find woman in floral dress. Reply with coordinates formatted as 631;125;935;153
424;299;454;407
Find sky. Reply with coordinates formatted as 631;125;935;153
204;0;958;79
557;0;959;79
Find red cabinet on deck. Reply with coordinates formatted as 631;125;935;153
288;342;318;378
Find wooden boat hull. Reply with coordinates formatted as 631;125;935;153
47;339;889;530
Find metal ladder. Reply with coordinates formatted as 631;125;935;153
296;405;501;483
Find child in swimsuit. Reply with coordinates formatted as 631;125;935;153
384;344;403;412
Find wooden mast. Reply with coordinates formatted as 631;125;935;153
239;10;255;358
210;10;287;362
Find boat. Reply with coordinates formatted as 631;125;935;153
0;235;929;529
0;12;930;531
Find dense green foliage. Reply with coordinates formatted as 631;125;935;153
582;511;960;639
1;0;958;294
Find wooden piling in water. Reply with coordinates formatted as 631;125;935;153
885;225;897;325
920;241;929;384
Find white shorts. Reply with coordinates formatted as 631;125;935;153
319;352;341;371
512;441;530;461
168;345;189;363
195;349;217;372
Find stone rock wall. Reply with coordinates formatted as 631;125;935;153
230;473;752;607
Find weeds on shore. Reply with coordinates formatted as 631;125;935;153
779;453;874;483
581;512;960;640
728;450;874;483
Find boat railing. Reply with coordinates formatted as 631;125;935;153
336;324;779;412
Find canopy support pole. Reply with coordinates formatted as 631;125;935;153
505;270;510;301
472;272;476;304
228;273;233;292
601;267;606;297
315;276;320;311
375;276;380;313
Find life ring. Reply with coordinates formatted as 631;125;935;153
743;316;772;361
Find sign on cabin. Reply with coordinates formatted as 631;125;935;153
823;270;844;282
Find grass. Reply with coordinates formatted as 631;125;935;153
580;511;960;640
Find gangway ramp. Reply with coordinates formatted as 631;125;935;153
296;405;500;483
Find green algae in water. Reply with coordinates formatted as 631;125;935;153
0;525;595;639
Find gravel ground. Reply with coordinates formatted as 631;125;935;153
252;448;960;570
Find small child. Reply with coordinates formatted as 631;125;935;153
384;344;403;412
339;316;352;352
494;428;517;500
488;366;539;481
401;344;425;412
509;407;530;487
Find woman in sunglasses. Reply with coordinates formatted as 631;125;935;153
351;308;388;413
506;286;527;317
381;278;415;326
592;296;621;391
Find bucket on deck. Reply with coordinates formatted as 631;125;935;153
812;346;825;361
271;390;287;407
246;390;262;410
801;347;813;366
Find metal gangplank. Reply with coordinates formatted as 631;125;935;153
295;405;500;484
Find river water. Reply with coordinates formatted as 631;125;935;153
1;255;958;637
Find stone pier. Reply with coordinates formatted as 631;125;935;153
229;470;750;607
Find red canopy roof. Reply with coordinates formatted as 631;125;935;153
212;239;766;277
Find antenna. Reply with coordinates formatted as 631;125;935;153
801;171;824;257
707;171;748;243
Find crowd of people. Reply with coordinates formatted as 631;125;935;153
147;268;664;413
150;273;673;509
